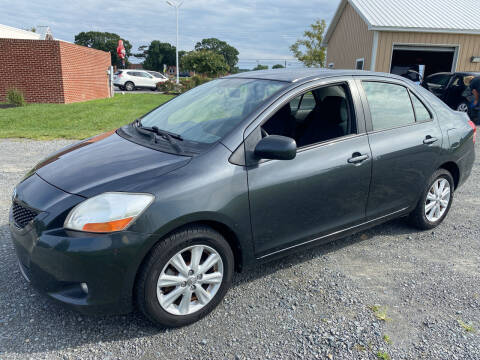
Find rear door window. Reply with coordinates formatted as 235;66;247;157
362;82;415;131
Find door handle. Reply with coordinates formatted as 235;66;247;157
348;153;369;164
423;135;438;145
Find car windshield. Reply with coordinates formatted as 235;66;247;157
139;78;287;144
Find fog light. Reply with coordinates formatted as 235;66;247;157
80;282;89;294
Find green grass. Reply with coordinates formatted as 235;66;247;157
383;334;392;344
369;305;391;322
458;319;476;333
376;351;391;360
0;94;173;140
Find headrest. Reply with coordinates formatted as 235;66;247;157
322;96;347;124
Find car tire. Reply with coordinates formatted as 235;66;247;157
456;102;469;113
119;86;125;91
408;169;454;230
135;225;234;328
125;82;135;91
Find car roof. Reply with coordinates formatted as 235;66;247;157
225;68;407;84
426;71;480;77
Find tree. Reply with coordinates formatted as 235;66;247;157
253;64;268;71
133;45;149;60
142;41;176;71
290;19;327;68
74;31;132;67
181;50;229;77
272;64;285;69
195;38;239;72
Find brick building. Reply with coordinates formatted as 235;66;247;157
0;27;112;104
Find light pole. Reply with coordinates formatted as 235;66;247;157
166;0;184;84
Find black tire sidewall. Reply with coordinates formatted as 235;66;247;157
418;170;455;228
125;82;134;91
140;229;234;327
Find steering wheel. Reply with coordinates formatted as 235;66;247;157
261;128;269;138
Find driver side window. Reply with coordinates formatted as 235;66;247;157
261;84;357;148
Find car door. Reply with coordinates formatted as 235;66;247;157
424;74;453;99
444;75;467;110
126;72;142;87
138;72;151;87
142;72;156;88
357;78;443;220
245;79;372;258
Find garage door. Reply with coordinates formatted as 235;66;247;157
390;45;458;80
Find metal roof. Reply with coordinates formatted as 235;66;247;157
324;0;480;44
0;24;52;40
226;68;406;83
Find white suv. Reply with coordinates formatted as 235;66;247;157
114;70;168;91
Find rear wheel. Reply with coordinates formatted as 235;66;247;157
409;169;454;230
136;225;234;327
457;102;469;113
125;81;135;91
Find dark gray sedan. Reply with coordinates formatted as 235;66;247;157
10;69;476;327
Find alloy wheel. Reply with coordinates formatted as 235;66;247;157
457;103;468;112
156;245;224;316
424;178;451;222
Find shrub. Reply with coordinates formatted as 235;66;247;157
180;78;195;92
158;76;212;94
7;88;26;107
156;80;175;93
191;75;211;87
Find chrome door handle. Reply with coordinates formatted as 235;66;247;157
348;153;369;164
423;136;438;145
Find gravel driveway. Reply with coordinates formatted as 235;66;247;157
0;137;479;360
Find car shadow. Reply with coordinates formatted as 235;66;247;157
0;217;420;355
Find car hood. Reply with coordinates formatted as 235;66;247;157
34;131;191;197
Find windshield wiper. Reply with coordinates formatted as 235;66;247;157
133;119;184;154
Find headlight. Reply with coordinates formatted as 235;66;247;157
64;192;154;233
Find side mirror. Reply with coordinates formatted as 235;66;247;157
254;135;297;160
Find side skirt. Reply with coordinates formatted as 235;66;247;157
255;207;410;262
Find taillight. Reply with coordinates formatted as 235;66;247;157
117;73;122;78
468;120;477;144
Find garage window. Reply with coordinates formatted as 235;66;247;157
356;58;364;70
362;82;416;131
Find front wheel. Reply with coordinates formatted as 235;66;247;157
409;169;454;230
136;225;234;327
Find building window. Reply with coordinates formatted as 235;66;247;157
356;58;365;70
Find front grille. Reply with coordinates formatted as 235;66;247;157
12;202;39;229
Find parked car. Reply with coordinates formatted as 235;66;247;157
391;64;422;83
421;72;480;113
10;69;476;328
146;71;169;82
114;69;166;91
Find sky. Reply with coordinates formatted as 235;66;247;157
1;0;340;69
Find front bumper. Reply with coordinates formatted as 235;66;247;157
10;222;150;315
9;175;153;315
